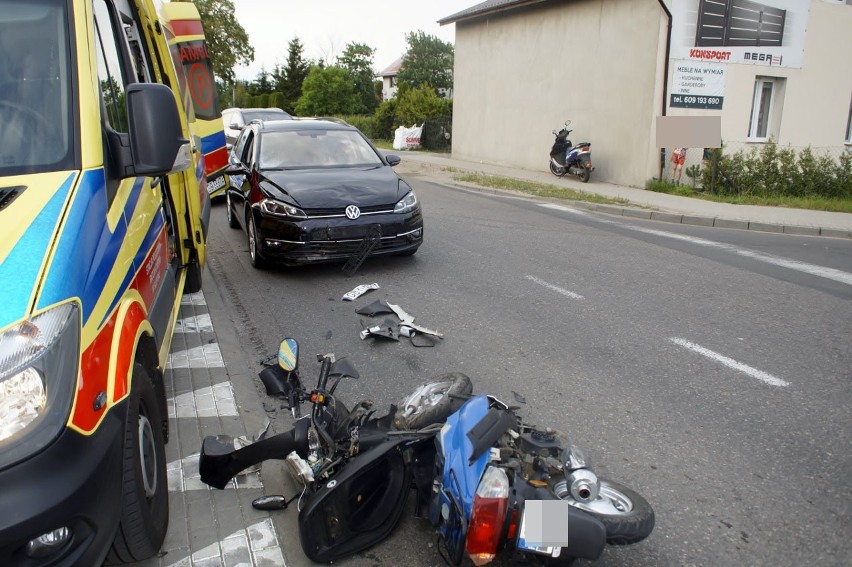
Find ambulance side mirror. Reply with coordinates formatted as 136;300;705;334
124;83;190;177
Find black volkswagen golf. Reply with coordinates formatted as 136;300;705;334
224;119;423;268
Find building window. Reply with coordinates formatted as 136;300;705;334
748;77;779;141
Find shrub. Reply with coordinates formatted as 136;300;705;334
701;142;851;199
338;114;379;139
374;99;398;140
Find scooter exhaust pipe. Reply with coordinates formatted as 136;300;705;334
553;468;600;503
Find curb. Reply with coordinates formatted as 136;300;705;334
400;161;852;239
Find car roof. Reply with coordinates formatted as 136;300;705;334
258;119;354;133
223;107;288;114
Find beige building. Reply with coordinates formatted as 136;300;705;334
440;0;852;188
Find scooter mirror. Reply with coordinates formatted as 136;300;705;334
278;338;299;372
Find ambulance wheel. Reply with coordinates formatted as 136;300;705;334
105;363;169;563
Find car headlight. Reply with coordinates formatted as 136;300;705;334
260;198;307;219
0;303;80;467
394;191;418;214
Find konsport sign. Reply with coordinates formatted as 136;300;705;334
670;0;811;69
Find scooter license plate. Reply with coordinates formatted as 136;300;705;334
516;508;561;557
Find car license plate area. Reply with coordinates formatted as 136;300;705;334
206;175;226;194
517;508;561;557
316;224;382;241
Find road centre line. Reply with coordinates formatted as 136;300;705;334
538;204;852;286
525;275;584;299
670;337;789;387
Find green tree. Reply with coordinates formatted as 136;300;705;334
394;83;451;126
397;30;453;95
177;0;253;85
274;37;311;113
252;66;273;95
295;66;360;116
337;42;378;114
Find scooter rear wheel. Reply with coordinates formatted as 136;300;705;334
394;373;472;430
558;478;655;545
579;167;591;183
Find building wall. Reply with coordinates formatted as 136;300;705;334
451;0;666;187
450;0;851;187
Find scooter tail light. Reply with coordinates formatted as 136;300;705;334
466;466;509;566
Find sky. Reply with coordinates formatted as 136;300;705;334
230;0;470;81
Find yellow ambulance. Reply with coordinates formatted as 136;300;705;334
0;0;224;564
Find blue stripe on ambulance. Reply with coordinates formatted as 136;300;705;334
38;170;144;326
0;173;75;329
200;130;226;154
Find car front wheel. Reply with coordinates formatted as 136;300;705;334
247;212;268;269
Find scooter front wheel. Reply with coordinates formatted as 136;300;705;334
550;160;566;177
394;372;472;430
556;478;655;545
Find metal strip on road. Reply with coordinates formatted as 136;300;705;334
525;274;585;299
538;204;852;286
670;337;790;387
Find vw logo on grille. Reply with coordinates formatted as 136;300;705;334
345;205;361;220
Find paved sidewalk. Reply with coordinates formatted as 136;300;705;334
128;291;286;567
391;151;852;238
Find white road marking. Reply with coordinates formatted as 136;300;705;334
180;290;207;305
167;452;262;492
525;275;584;300
168;382;238;418
168;343;224;368
174;313;214;333
538;204;852;286
166;519;285;567
670;337;789;387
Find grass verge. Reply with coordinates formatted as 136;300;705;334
647;180;852;213
453;173;631;207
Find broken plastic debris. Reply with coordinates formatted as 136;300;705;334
359;318;400;341
342;283;380;301
407;323;443;338
400;326;416;338
386;302;414;324
355;299;395;317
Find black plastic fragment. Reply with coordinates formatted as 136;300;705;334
355;299;395;317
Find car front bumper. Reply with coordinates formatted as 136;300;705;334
254;208;424;265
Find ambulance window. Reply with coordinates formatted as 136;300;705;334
0;1;74;175
94;0;129;133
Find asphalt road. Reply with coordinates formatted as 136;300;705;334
203;173;852;567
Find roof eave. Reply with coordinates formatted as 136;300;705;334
438;0;549;26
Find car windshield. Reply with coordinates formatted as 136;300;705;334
258;129;384;169
243;110;290;123
0;0;75;176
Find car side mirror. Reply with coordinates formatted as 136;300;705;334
385;154;401;167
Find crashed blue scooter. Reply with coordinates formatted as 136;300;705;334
431;395;654;565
